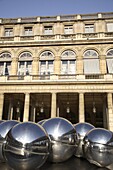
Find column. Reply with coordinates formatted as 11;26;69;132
51;93;57;118
79;93;85;122
103;96;107;129
107;93;113;131
54;56;61;75
99;55;107;74
33;107;36;122
32;57;39;75
76;56;83;75
23;93;30;122
8;102;13;120
0;93;4;120
11;58;18;75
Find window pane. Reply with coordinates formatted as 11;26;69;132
26;61;32;75
0;63;4;75
107;23;113;32
106;59;113;73
40;61;46;74
84;59;100;74
5;28;13;36
85;25;94;33
44;26;53;35
48;61;53;74
61;60;68;74
24;27;32;36
18;62;25;75
64;26;73;34
6;62;11;75
69;60;75;74
107;49;113;56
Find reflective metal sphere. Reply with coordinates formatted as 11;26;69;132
38;119;46;125
0;120;5;124
83;128;113;167
3;121;50;170
74;122;95;157
42;117;77;163
0;120;19;162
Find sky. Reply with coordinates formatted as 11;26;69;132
0;0;113;18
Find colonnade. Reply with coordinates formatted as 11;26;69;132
0;92;113;131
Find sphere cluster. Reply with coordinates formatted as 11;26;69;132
0;118;113;169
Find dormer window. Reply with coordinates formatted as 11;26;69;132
107;23;113;32
24;27;33;36
4;28;13;36
44;26;53;35
85;24;94;33
64;25;73;34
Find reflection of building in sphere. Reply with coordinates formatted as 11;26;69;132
42;117;77;163
74;122;95;157
3;122;50;170
83;128;113;167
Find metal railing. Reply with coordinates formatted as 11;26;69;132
85;74;104;79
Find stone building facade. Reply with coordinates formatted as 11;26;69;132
0;12;113;130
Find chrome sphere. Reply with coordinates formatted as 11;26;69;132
0;120;5;124
83;128;113;167
38;119;46;125
0;120;19;162
74;122;95;157
3;122;50;170
42;117;77;163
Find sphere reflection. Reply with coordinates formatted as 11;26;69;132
83;128;113;167
74;122;95;157
42;117;77;163
3;122;50;170
0;120;19;162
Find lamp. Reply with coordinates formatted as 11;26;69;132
16;101;20;113
92;94;96;114
66;101;70;113
93;102;96;113
40;102;44;113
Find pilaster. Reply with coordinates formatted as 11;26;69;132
23;93;30;122
51;93;57;118
79;93;85;122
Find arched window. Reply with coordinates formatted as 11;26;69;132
61;50;76;74
39;51;54;75
83;50;100;74
106;49;113;73
0;52;12;75
18;52;32;75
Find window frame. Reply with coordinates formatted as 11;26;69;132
4;28;13;37
44;26;53;35
24;27;33;36
85;24;94;33
64;25;73;34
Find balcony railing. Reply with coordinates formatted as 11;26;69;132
7;75;24;80
85;74;104;79
1;32;113;43
58;74;77;80
0;74;112;82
